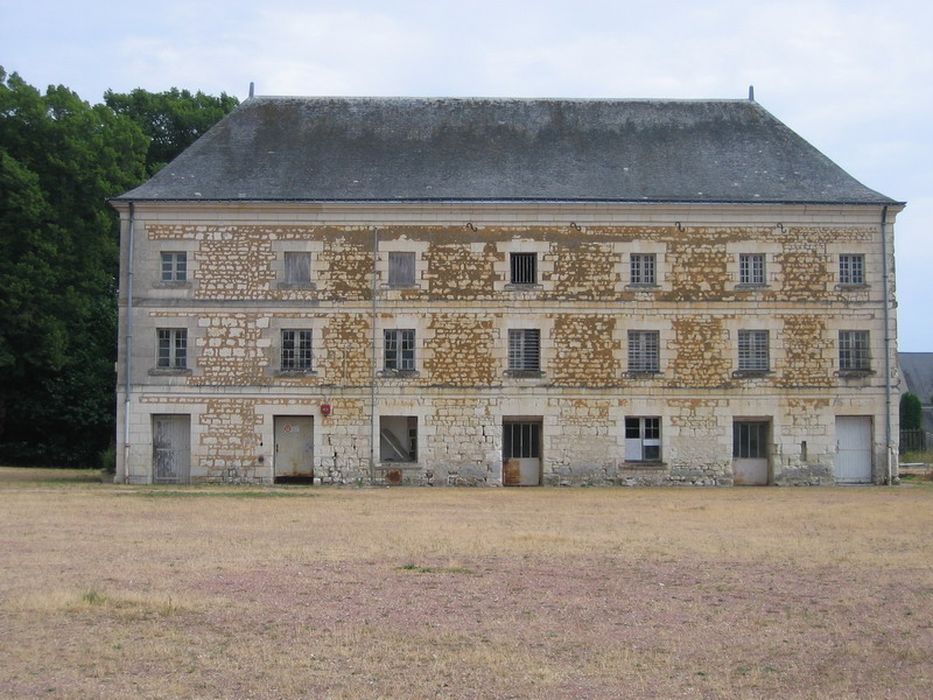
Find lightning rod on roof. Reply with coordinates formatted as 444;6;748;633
748;85;755;101
249;82;255;99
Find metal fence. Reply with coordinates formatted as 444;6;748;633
899;429;931;454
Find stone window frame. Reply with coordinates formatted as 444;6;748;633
273;240;323;290
618;241;667;292
383;328;417;373
152;240;197;290
495;238;552;293
268;316;323;378
377;314;423;377
726;241;781;291
507;328;541;373
378;238;428;290
152;327;190;374
280;328;314;372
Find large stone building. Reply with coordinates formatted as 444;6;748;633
112;95;902;486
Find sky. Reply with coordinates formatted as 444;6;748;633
2;0;930;349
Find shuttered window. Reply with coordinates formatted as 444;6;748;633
627;331;659;373
508;329;541;372
388;252;416;287
510;253;537;285
284;252;311;286
738;330;769;371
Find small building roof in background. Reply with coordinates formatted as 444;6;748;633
116;96;897;204
899;353;933;405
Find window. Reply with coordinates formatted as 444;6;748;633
739;254;766;286
839;330;870;372
630;253;657;285
510;253;537;285
380;416;418;462
839;254;865;285
508;329;541;372
281;329;313;371
503;422;541;459
160;252;187;282
738;330;769;372
624;417;661;461
157;329;187;369
388;251;416;287
384;329;416;371
627;330;659;373
283;252;312;287
733;421;768;459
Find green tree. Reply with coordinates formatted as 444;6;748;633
104;87;238;175
0;68;148;465
900;392;922;431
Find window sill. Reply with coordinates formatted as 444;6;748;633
276;282;316;290
504;283;543;291
625;371;662;378
626;283;660;290
379;369;420;378
506;370;544;378
837;369;874;378
275;369;317;377
734;283;769;290
621;461;666;470
382;283;420;290
149;368;192;376
835;283;869;291
733;370;771;378
154;281;191;289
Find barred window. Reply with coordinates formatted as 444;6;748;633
508;329;541;372
738;330;769;372
157;328;187;369
281;329;313;371
284;252;312;287
839;254;865;285
388;252;416;287
510;253;537;285
630;253;657;285
739;254;766;285
624;417;661;461
384;329;416;371
734;421;768;458
839;330;870;371
160;252;187;282
628;330;660;373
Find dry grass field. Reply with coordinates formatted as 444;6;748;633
1;468;931;699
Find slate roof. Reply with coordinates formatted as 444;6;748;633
116;96;896;204
899;353;933;404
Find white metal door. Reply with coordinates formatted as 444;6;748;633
274;416;314;479
835;416;872;483
733;421;769;485
152;414;191;484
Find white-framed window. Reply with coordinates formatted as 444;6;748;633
160;252;187;282
627;330;659;373
738;330;769;372
839;330;870;371
510;252;537;285
388;251;417;287
630;253;657;285
283;252;312;287
281;329;313;371
839;254;865;285
157;328;187;369
624;417;661;461
739;254;766;286
384;329;416;371
508;329;541;372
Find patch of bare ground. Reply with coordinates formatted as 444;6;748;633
0;471;930;698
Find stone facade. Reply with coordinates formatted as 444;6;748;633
114;201;900;487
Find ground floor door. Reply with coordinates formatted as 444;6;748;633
152;414;191;484
835;416;872;483
503;420;542;486
274;416;314;483
733;420;769;485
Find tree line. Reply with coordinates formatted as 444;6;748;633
0;68;238;467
